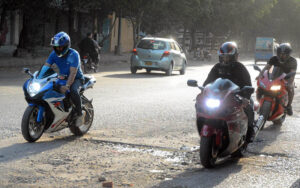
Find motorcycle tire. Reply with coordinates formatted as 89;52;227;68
200;136;218;168
83;63;88;74
272;113;286;125
258;101;272;130
21;106;45;142
69;99;94;136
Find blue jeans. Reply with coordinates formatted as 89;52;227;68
70;79;84;115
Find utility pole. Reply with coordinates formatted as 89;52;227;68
116;8;122;55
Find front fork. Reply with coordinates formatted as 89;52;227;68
201;125;223;147
253;100;272;140
29;104;44;123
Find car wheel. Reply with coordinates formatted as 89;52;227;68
165;63;173;76
146;69;151;74
180;62;186;75
130;66;137;74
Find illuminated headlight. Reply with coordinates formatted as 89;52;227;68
28;82;41;97
270;85;281;91
206;99;221;108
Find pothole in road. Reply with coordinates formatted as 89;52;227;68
87;138;200;165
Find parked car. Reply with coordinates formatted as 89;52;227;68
130;37;187;76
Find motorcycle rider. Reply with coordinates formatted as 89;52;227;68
78;32;101;67
203;42;255;143
256;43;297;116
39;31;84;126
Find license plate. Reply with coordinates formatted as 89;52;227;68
145;62;152;66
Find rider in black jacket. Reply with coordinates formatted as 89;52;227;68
256;43;297;116
203;42;255;143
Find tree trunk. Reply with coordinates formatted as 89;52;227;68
68;2;74;39
190;27;196;57
182;25;187;50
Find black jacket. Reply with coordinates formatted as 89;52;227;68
203;61;252;89
78;37;99;57
268;56;297;73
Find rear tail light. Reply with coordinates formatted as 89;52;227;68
132;48;138;55
83;56;88;59
161;51;170;59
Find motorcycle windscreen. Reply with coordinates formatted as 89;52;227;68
268;66;284;80
206;78;239;96
37;67;56;79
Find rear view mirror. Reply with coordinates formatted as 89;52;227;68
23;68;30;73
284;72;296;80
253;65;262;73
187;80;198;87
23;67;33;78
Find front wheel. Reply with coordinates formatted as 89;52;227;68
21;106;45;142
69;99;94;136
200;136;218;168
257;101;272;130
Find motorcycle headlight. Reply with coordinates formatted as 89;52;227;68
270;85;281;91
28;82;41;97
205;99;220;109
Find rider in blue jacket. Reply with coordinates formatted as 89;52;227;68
39;31;84;126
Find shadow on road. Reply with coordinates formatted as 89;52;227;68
104;72;180;79
153;159;242;188
0;135;76;163
290;178;300;188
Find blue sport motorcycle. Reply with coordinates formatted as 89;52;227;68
22;67;96;142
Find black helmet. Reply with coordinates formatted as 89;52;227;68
218;41;238;65
277;43;292;56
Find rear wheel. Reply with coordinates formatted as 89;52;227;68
130;66;137;74
179;62;186;75
200;136;218;168
21;106;45;142
165;63;173;76
69;98;94;136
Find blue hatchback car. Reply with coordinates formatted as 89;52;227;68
130;37;187;76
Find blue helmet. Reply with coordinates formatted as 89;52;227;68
50;31;71;57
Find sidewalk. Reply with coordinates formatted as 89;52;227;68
0;45;132;70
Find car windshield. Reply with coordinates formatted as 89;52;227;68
137;40;166;50
37;67;56;79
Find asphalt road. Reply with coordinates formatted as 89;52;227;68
0;59;299;188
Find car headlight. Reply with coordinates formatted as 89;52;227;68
205;99;220;108
28;82;41;97
270;85;281;91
